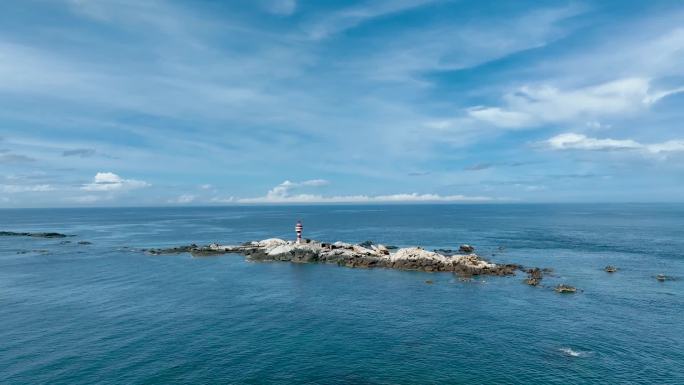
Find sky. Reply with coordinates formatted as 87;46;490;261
1;0;683;207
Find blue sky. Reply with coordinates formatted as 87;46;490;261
1;0;683;207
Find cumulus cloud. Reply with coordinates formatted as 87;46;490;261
545;133;684;154
81;172;150;191
264;179;330;199
236;179;493;203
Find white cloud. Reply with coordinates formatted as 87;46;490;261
210;196;235;203
466;78;684;129
236;179;493;203
467;107;535;129
199;184;213;190
643;86;684;105
81;172;150;191
0;184;55;193
585;121;611;130
64;195;114;204
299;179;329;187
168;194;196;204
264;179;330;200
238;192;493;204
69;195;104;204
545;133;684;154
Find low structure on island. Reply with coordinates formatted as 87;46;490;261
145;238;520;277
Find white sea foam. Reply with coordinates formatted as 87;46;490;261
560;347;587;357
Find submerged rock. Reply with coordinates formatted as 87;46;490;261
555;284;577;294
656;274;673;282
78;241;93;245
527;268;543;279
1;231;69;238
524;268;544;286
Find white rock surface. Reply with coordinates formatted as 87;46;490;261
253;238;289;249
390;247;447;263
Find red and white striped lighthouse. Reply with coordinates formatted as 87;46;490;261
295;220;303;244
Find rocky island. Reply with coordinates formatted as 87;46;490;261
145;238;520;277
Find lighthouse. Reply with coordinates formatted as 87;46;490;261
295;220;303;244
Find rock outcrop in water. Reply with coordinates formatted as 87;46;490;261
146;238;520;277
555;284;577;293
0;231;70;238
525;267;544;286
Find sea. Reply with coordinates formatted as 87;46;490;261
1;204;682;384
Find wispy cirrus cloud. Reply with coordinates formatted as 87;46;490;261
466;78;684;130
0;153;36;163
355;4;583;84
260;0;297;16
0;184;55;193
464;163;493;171
62;148;96;158
306;0;437;40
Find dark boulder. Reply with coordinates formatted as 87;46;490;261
459;244;475;253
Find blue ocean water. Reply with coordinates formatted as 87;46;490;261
1;204;683;384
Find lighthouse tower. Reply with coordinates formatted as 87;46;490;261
295;220;303;244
